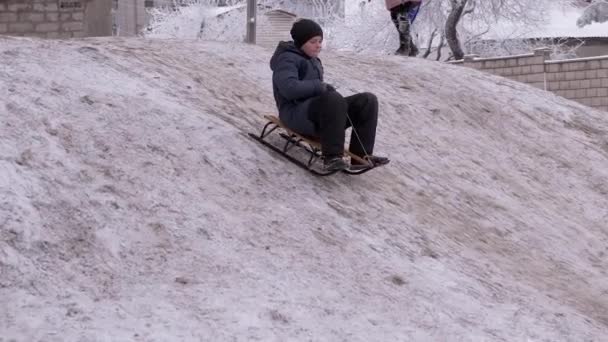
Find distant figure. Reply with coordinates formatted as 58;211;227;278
198;20;205;39
385;0;422;56
269;19;389;171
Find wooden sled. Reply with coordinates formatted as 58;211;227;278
249;115;383;176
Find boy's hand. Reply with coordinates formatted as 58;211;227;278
323;83;336;92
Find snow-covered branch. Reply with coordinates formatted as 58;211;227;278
577;0;608;27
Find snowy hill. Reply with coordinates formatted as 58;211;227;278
1;36;608;341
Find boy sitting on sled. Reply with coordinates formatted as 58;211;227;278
269;19;389;171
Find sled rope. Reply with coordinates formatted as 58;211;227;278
345;111;371;161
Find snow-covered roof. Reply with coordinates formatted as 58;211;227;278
537;7;608;38
486;7;608;40
264;9;297;17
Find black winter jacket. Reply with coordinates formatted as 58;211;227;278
270;41;326;136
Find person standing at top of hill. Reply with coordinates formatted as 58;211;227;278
385;0;422;56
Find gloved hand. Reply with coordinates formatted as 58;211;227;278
323;83;336;92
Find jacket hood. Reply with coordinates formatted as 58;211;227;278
269;41;307;71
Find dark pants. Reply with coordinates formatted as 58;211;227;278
307;92;378;158
390;3;418;56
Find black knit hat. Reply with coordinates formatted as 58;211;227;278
290;19;323;48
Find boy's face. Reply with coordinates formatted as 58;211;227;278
301;36;323;58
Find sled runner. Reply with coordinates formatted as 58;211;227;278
249;115;386;176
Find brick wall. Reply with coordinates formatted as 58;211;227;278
453;48;608;112
545;58;608;111
0;0;111;38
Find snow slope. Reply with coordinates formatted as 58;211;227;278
1;36;608;341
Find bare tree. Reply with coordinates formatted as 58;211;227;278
438;0;559;60
445;0;468;60
435;33;446;61
422;28;438;58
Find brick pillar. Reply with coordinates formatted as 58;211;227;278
534;48;551;90
85;0;112;36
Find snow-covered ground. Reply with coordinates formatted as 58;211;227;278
1;36;608;341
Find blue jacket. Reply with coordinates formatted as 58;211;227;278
270;41;326;136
